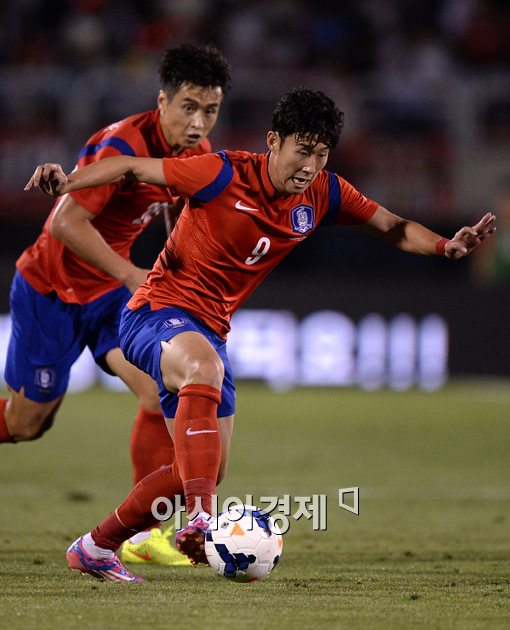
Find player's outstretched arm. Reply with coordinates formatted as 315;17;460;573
363;206;496;259
24;156;166;197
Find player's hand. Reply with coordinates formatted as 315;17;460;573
24;163;68;197
445;212;496;260
124;267;151;294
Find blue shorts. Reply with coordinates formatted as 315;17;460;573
119;304;235;419
4;271;131;402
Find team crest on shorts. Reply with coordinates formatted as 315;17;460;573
35;367;56;391
163;317;187;329
290;204;314;234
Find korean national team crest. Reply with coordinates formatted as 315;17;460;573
163;317;187;329
290;204;314;234
35;367;56;392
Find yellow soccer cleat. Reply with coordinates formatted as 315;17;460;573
120;526;191;566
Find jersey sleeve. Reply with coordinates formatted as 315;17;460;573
162;152;229;199
336;176;378;225
69;134;139;215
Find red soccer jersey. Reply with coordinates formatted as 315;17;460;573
16;110;212;304
128;150;378;338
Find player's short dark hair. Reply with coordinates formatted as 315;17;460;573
159;43;231;98
272;88;344;149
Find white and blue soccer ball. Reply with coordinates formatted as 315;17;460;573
205;505;283;582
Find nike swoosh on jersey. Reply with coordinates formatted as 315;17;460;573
186;428;219;436
235;200;259;212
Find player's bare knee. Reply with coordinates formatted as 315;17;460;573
139;398;161;413
161;351;224;392
188;356;224;390
6;408;55;441
137;390;161;413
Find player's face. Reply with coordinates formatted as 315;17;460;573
158;83;223;153
267;132;330;195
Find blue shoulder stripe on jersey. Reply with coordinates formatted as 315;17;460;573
191;151;234;202
78;137;136;160
319;171;342;227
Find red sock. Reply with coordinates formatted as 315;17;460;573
91;463;183;550
130;406;175;485
0;399;14;443
174;384;222;517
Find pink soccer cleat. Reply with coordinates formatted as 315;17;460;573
66;536;144;583
175;517;210;566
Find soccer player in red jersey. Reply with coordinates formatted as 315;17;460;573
26;88;496;581
2;44;231;567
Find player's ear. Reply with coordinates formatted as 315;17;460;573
267;131;280;152
157;90;168;113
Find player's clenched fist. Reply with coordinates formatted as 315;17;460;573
24;163;68;197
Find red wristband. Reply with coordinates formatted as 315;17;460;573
435;237;449;256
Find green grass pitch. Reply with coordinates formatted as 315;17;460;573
0;382;509;629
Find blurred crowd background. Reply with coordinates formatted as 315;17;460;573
0;0;509;377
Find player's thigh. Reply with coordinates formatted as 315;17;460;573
5;385;64;441
159;331;225;392
165;414;234;484
104;347;160;412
